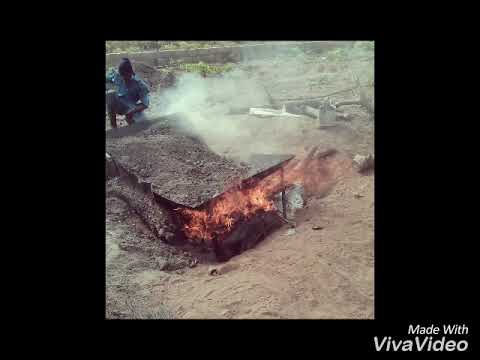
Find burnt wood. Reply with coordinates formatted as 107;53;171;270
213;211;283;262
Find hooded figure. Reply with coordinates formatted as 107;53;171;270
106;58;150;128
118;58;134;77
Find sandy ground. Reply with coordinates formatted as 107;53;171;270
106;44;374;319
106;168;373;318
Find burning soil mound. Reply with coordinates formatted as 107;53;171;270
106;117;352;262
173;147;352;259
106;118;295;260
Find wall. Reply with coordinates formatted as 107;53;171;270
106;41;353;67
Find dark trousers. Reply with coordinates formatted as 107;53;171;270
106;90;136;128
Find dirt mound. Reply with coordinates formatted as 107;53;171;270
106;178;177;241
106;195;188;319
106;119;250;208
105;191;196;270
106;118;297;211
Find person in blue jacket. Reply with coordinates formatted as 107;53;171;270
106;58;150;128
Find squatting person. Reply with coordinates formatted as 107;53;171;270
106;58;150;128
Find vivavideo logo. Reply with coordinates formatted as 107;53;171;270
374;324;470;352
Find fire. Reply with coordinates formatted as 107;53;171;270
177;147;348;244
177;157;310;244
179;185;275;243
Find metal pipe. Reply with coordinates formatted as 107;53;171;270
281;167;287;219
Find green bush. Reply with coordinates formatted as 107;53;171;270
180;62;234;75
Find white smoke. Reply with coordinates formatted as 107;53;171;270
145;43;366;161
150;68;270;116
147;67;278;161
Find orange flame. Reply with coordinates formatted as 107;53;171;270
179;185;275;242
177;148;349;244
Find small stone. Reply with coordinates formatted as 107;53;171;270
163;232;175;243
353;153;374;173
209;267;219;276
312;226;324;230
188;258;198;268
156;258;168;270
285;228;296;236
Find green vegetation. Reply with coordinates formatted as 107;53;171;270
106;60;234;78
180;62;234;75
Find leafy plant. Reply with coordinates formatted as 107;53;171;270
180;62;234;75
